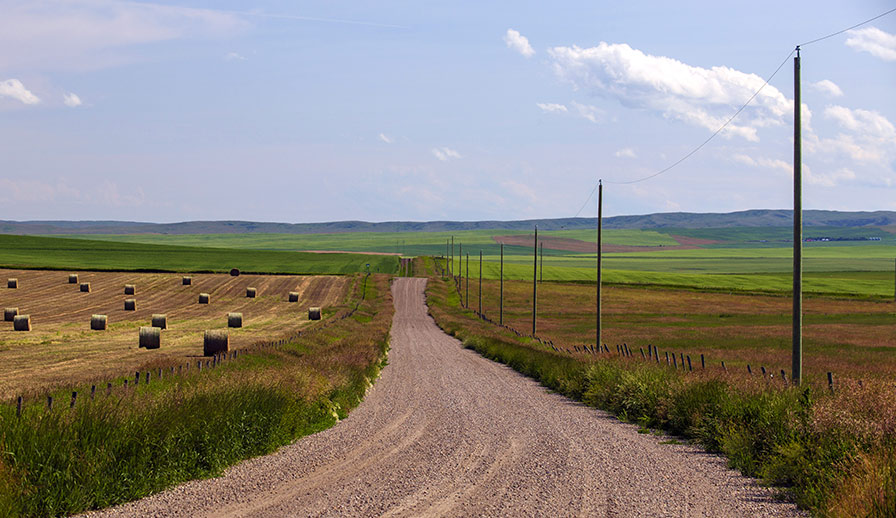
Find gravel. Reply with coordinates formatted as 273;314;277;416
81;277;806;517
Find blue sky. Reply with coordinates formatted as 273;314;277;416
0;1;894;223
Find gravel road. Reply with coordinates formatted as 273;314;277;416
82;277;805;517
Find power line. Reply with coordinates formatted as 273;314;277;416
604;49;794;186
573;181;600;218
569;4;896;211
799;6;896;47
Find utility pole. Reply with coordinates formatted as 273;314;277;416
597;180;603;349
478;250;482;315
466;253;470;309
446;239;449;277
792;46;803;386
532;225;538;335
500;244;504;325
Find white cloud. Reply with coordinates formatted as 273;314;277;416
845;27;896;61
733;153;791;173
810;79;843;97
225;52;247;61
806;166;856;187
0;78;40;104
504;29;534;58
615;147;637;158
63;92;82;107
548;42;792;142
378;133;393;144
432;147;461;161
818;105;896;164
0;1;248;71
536;102;568;113
570;101;602;123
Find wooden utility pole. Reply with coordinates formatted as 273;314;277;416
500;244;504;325
478;250;482;315
532;225;538;335
597;180;603;349
466;253;470;309
451;237;455;277
792;47;803;386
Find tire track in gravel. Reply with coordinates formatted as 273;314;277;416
82;278;805;517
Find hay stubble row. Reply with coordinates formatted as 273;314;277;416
0;269;348;398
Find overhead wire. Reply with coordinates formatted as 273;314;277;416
569;5;896;213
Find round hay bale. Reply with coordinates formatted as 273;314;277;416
90;314;107;330
68;273;78;284
203;329;229;356
229;268;240;277
308;307;322;321
7;278;18;289
139;326;161;349
124;299;137;311
182;276;192;286
227;312;243;328
246;287;256;298
288;292;299;302
13;315;31;331
198;293;210;304
151;314;167;329
124;284;136;295
4;307;19;322
80;282;91;293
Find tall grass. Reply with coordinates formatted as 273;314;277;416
0;274;393;517
421;257;896;517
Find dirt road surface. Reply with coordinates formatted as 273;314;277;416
83;277;803;517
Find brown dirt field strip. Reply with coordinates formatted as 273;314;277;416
0;269;348;399
492;234;715;253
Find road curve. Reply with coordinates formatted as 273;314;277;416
84;277;803;517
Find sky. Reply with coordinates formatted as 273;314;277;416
0;1;894;223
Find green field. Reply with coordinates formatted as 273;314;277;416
41;226;896;299
0;235;399;274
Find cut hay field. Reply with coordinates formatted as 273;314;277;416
0;268;348;398
458;275;896;382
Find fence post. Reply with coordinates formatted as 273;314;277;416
827;372;834;393
687;355;693;372
721;360;728;373
107;382;112;395
16;396;22;417
70;391;77;408
700;354;705;370
47;396;53;410
747;364;752;376
90;385;96;400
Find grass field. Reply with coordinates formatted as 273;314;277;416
52;227;896;299
0;234;399;274
454;274;896;382
0;269;348;398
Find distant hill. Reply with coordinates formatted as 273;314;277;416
2;209;895;235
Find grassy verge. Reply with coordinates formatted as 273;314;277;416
420;257;896;517
0;273;393;517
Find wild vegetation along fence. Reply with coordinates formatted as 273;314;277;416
9;272;372;418
432;256;846;392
